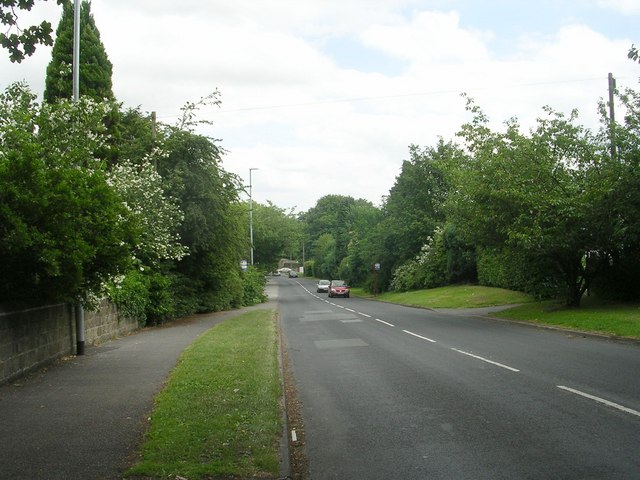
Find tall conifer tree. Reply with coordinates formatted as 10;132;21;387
44;0;114;103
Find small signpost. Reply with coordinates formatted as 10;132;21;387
373;262;381;296
241;259;248;271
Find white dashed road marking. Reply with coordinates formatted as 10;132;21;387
376;319;395;327
451;348;520;372
403;330;437;343
557;386;640;417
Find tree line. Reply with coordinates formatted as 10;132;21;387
294;90;640;308
3;1;639;314
0;0;265;323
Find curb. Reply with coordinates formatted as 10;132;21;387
276;310;292;479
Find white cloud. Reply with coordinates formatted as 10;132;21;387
1;1;639;212
597;0;640;14
361;10;492;65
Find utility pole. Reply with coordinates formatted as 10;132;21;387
73;0;84;356
608;72;617;160
151;111;157;169
249;168;258;265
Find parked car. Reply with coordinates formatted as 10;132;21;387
289;270;298;278
328;280;350;298
316;279;330;293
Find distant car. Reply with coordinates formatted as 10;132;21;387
289;270;298;278
316;279;330;293
328;280;350;298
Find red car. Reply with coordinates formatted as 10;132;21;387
328;280;350;298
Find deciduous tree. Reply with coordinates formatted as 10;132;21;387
0;82;135;305
0;0;63;62
450;99;605;306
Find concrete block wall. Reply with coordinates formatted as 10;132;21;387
0;300;139;385
0;303;75;385
84;299;138;346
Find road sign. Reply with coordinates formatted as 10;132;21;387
241;259;248;271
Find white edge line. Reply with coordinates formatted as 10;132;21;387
451;348;520;372
376;319;395;327
345;308;356;313
557;386;640;417
403;330;437;343
358;312;372;318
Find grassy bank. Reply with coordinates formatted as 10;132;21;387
127;309;282;479
351;284;533;308
352;285;640;339
495;300;640;339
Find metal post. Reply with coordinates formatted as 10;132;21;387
249;168;258;265
608;72;616;160
72;0;81;101
373;267;377;297
73;0;84;355
151;111;157;170
75;303;85;355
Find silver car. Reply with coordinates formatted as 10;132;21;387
316;279;330;293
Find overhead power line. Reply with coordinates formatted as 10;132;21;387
156;75;634;120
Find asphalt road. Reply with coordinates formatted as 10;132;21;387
277;276;640;479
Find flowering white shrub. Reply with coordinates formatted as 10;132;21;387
390;226;446;292
107;158;188;263
37;95;113;170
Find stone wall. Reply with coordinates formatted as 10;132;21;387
84;299;138;347
0;301;138;385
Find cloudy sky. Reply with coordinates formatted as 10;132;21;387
2;0;639;212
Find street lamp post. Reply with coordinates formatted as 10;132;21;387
249;168;258;265
73;0;85;356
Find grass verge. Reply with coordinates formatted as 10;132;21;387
351;284;533;309
126;309;282;479
494;300;640;339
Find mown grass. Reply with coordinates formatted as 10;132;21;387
126;309;282;480
494;299;640;339
351;284;533;309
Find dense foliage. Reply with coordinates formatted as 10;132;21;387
0;0;63;63
0;2;268;323
158;125;246;316
250;201;302;271
0;80;266;319
0;83;134;305
3;0;639;315
299;90;640;307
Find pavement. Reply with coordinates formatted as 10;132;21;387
0;284;280;480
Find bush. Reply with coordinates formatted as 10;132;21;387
477;247;560;299
304;260;316;278
389;260;423;292
0;83;136;305
390;228;449;292
242;267;267;306
145;270;176;324
106;269;150;325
